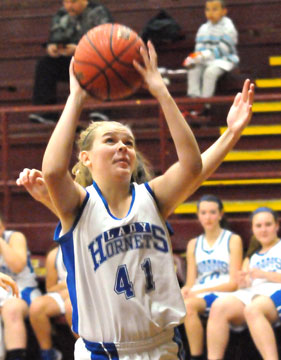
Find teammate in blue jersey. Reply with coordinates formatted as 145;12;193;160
207;207;281;360
17;40;254;359
181;195;243;360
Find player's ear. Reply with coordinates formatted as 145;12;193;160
223;8;228;16
80;150;91;167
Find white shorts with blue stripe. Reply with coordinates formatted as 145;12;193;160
74;328;183;359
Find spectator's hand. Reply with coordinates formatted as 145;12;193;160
16;168;49;203
59;44;77;57
237;270;251;288
133;41;168;100
182;52;203;68
250;268;266;280
226;79;254;136
0;272;19;297
181;285;190;299
47;44;60;57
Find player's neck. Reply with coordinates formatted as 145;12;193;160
205;227;222;244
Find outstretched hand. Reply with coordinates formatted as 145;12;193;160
227;79;255;135
133;41;168;99
16;168;49;203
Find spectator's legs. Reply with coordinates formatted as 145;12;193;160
202;65;225;98
29;295;62;350
184;297;206;357
187;65;204;97
207;296;245;360
32;56;71;105
244;295;279;360
2;298;29;359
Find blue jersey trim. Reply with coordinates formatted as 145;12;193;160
256;239;281;256
93;180;135;220
83;339;119;359
201;230;226;254
53;191;90;335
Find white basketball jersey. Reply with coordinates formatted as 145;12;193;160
54;182;185;343
249;239;281;287
192;229;232;291
55;246;67;283
0;230;38;290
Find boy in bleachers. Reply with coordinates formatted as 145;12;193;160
183;0;239;116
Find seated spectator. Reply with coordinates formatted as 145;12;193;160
29;0;113;124
207;207;281;360
181;195;243;360
0;212;41;360
183;0;239;116
29;244;75;360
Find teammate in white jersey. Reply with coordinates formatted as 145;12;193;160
0;213;41;360
181;195;243;360
29;244;74;360
17;40;254;359
208;207;281;360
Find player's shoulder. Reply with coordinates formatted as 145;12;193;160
187;237;197;251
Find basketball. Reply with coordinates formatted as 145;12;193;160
73;23;145;101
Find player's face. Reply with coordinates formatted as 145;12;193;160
88;125;137;181
252;212;279;248
63;0;88;16
205;1;227;24
197;201;222;230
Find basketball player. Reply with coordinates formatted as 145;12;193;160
207;207;281;360
0;213;41;360
17;41;254;359
181;195;243;360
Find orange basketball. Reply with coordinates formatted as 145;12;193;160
73;23;145;101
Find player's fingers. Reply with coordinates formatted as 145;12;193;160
248;84;255;105
233;92;241;107
139;45;150;69
241;79;250;102
133;59;145;76
147;41;157;66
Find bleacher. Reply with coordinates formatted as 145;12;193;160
1;0;281;358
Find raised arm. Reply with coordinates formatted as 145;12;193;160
186;79;254;197
134;42;202;218
42;58;88;231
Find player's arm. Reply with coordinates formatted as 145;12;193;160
181;239;197;298
134;42;202;218
45;247;59;292
0;232;27;273
186;80;254;196
42;59;88;232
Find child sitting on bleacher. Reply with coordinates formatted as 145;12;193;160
183;0;239;116
0;212;41;360
181;195;243;360
207;207;281;360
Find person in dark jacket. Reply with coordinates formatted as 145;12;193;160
30;0;113;124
